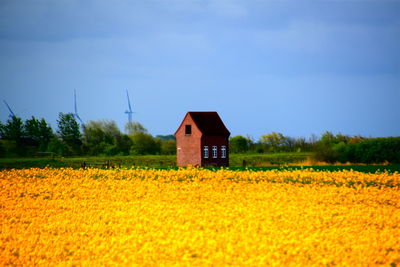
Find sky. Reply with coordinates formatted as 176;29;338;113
0;0;399;140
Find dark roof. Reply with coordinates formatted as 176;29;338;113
188;111;230;136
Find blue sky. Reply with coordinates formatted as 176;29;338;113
1;0;399;139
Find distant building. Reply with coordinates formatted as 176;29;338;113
174;111;230;167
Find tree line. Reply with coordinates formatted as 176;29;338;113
228;132;400;164
313;132;400;164
229;132;317;154
1;114;399;163
0;113;176;157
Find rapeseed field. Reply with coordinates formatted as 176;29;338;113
1;168;399;266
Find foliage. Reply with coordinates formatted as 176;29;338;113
82;120;132;156
114;134;133;156
229;135;250;153
24;116;54;151
0;114;165;158
260;132;286;152
344;137;400;163
159;139;176;155
1;168;400;265
156;134;175;140
125;121;148;134
57;113;81;142
47;137;69;156
313;132;351;163
155;135;176;155
0;116;54;156
56;113;82;156
129;132;161;155
0;140;18;157
1;112;398;164
313;132;400;164
0;116;24;142
258;132;315;153
0;116;25;156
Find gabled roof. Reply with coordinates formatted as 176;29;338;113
181;111;230;136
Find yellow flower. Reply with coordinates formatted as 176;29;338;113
0;168;399;266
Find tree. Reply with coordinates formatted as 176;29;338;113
156;135;175;140
314;131;351;163
229;135;250;153
293;137;310;152
57;113;82;155
0;116;25;156
260;132;286;152
155;135;176;155
129;132;160;155
282;136;296;152
24;116;54;151
0;116;24;142
125;122;148;134
160;139;176;155
83;120;131;156
47;137;69;156
114;134;132;155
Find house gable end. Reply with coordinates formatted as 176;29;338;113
174;112;202;137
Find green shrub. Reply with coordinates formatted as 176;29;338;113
346;137;400;163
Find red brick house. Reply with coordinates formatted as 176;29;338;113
174;111;230;167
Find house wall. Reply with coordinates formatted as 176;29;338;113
201;136;229;167
175;115;202;166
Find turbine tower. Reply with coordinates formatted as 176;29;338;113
125;90;133;124
73;90;83;124
3;100;16;119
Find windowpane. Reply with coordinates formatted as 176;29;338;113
212;146;218;158
221;146;226;158
203;146;209;158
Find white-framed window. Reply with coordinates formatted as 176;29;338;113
221;145;227;159
203;146;209;158
212;146;218;158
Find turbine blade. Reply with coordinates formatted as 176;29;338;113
73;90;83;124
75;113;83;124
3;100;16;118
126;90;132;112
74;90;78;114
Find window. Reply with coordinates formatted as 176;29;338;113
212;146;218;158
221;146;226;159
185;125;191;135
203;146;209;158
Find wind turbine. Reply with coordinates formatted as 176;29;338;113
3;100;16;119
125;90;133;124
73;90;83;124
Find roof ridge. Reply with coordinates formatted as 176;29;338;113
188;111;230;136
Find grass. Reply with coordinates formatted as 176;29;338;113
0;155;176;170
224;165;400;174
0;152;399;173
0;153;310;170
230;152;312;166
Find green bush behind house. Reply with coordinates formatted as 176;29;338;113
315;136;400;164
345;137;400;163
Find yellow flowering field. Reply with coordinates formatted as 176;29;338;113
1;168;400;266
